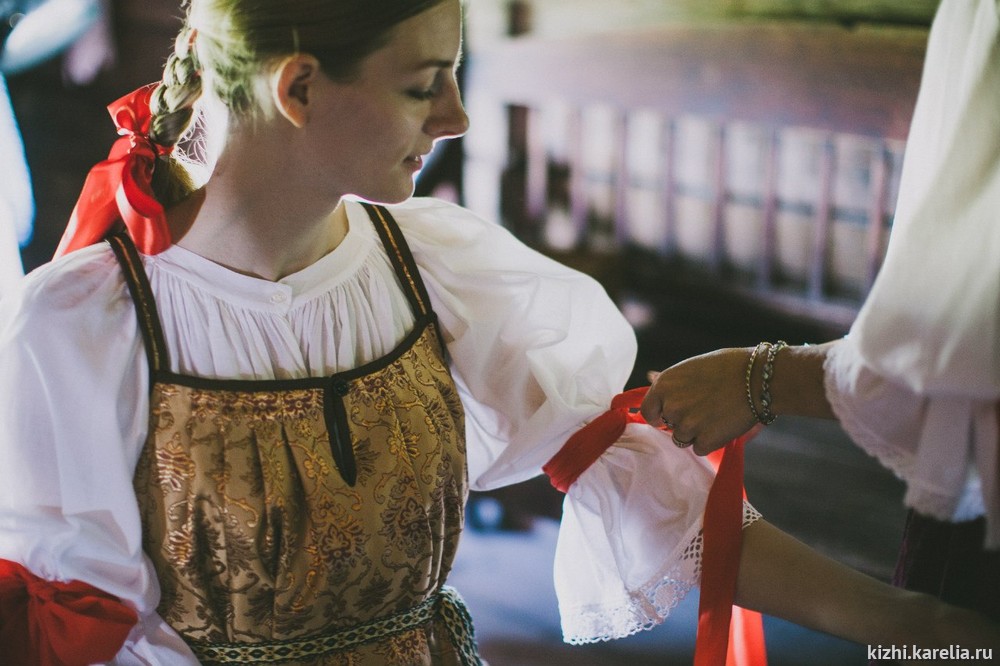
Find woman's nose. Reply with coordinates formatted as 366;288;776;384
428;78;469;139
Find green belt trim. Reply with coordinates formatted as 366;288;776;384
438;585;481;665
189;585;481;665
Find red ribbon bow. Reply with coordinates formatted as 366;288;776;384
543;387;767;666
0;559;137;666
54;84;173;258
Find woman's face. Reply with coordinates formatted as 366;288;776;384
306;0;468;204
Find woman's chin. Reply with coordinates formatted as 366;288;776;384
352;180;417;205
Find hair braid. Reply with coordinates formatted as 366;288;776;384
150;26;203;148
149;25;203;206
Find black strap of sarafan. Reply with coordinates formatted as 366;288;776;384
361;203;433;319
107;231;168;382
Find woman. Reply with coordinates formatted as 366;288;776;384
0;0;996;664
641;0;1000;635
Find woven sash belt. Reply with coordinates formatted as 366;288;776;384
189;585;481;665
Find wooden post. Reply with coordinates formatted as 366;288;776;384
809;135;836;301
758;127;780;289
710;122;727;271
864;142;889;292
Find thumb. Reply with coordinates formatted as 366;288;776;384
639;388;664;425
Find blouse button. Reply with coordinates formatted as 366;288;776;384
269;292;287;304
333;379;350;396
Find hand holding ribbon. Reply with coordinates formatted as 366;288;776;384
54;84;173;257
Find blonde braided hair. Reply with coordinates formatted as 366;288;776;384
148;24;203;206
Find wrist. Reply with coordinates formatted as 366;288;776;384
771;341;836;419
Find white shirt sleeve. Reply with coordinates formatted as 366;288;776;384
0;246;197;664
824;336;999;547
851;0;1000;399
393;198;755;642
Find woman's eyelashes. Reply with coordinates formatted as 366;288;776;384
406;70;448;101
407;87;437;101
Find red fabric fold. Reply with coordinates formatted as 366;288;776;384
543;387;767;666
0;559;137;666
54;84;173;258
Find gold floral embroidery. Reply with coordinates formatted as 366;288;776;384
135;323;467;664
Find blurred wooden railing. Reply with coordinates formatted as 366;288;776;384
464;20;928;332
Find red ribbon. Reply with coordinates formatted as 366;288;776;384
543;387;767;666
543;387;649;492
54;84;173;258
0;559;137;666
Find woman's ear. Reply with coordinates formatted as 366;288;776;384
270;54;321;128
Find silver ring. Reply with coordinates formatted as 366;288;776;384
672;433;695;448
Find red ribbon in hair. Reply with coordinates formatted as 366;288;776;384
54;84;173;257
543;387;767;666
0;559;137;666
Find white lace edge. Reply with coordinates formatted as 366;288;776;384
830;395;977;521
823;354;969;522
823;354;916;480
561;502;763;644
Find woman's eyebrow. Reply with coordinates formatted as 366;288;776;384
413;45;465;71
413;58;456;71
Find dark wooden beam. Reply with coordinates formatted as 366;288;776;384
468;21;926;141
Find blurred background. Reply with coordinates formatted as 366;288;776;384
2;0;940;663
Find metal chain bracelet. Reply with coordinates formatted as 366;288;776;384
758;340;788;425
744;342;767;424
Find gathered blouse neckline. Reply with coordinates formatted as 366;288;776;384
148;201;376;312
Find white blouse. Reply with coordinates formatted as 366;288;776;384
0;198;728;663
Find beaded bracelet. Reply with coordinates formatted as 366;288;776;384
744;342;767;424
758;340;788;425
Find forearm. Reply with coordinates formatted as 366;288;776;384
734;520;1000;652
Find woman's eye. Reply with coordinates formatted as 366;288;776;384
407;71;445;101
407;88;437;101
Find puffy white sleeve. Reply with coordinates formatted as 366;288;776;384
0;247;197;664
392;198;760;643
825;336;999;547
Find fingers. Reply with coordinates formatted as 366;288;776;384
640;370;668;425
671;429;696;449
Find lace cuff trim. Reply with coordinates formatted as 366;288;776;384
822;352;915;480
562;501;762;644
